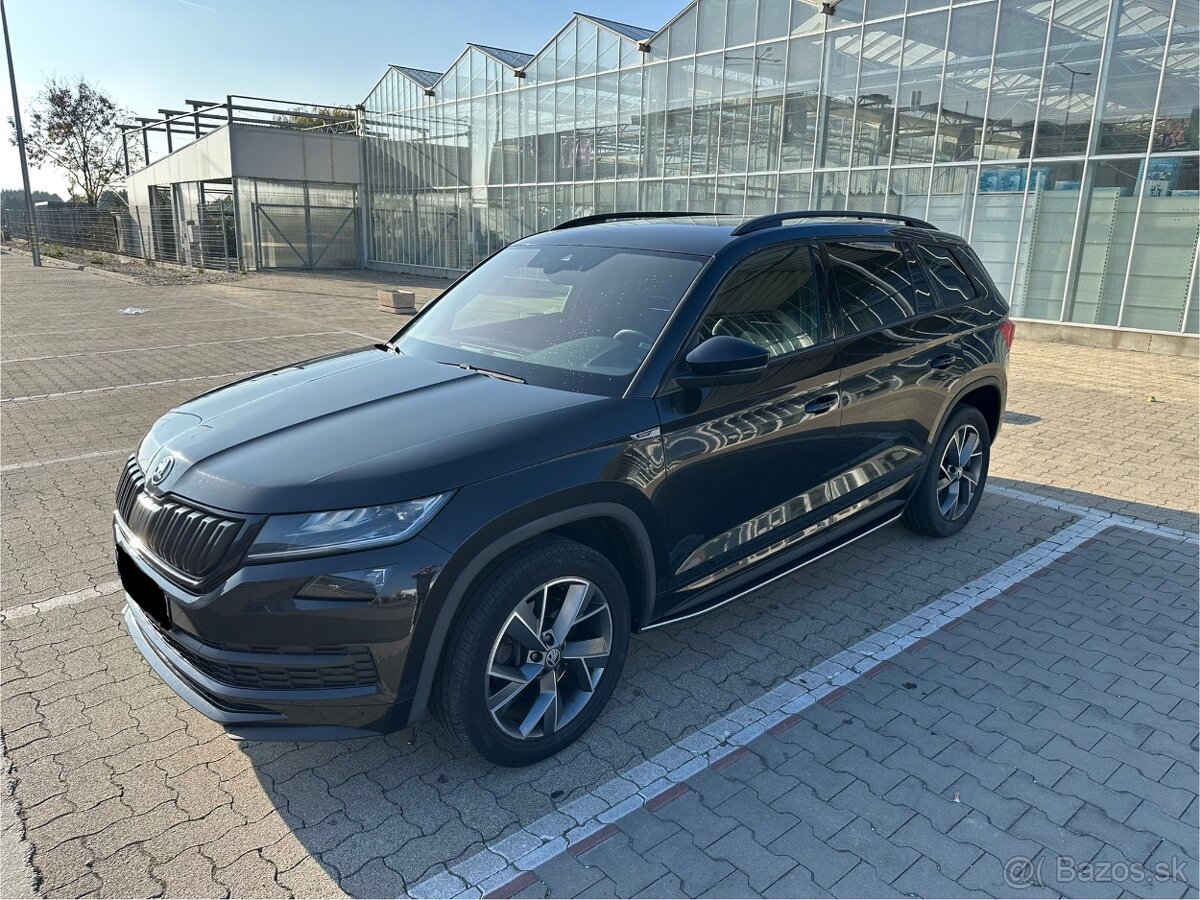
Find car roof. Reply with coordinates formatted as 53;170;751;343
518;212;963;256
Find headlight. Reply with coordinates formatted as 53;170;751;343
246;494;450;561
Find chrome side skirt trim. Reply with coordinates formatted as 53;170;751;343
642;512;902;631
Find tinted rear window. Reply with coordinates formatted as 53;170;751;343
914;243;980;306
825;241;921;333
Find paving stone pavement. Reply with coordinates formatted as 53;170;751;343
1;251;1197;898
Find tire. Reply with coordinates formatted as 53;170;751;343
903;405;991;538
434;537;631;766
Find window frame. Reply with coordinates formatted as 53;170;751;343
674;240;835;373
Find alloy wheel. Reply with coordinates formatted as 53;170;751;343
485;577;613;741
937;424;984;521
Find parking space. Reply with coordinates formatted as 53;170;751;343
1;253;1196;898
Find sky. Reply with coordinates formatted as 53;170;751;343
1;0;684;197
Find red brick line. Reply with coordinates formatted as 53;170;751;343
645;782;690;812
865;660;894;679
818;685;849;706
710;746;750;771
484;871;539;899
568;823;618;856
767;713;803;736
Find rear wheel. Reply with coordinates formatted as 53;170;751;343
434;538;630;766
903;405;991;537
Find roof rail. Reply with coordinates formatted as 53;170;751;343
551;211;706;230
731;210;936;236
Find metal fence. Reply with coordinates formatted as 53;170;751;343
1;202;238;271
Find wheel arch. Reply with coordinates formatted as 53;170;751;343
406;502;656;725
935;374;1005;446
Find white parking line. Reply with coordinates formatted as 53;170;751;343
411;510;1193;898
990;484;1197;542
0;448;129;473
0;331;346;364
0;371;259;404
1;581;123;622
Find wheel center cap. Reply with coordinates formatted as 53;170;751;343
545;648;562;668
947;465;961;478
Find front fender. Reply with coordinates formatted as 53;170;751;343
402;449;664;725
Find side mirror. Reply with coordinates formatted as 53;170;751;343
676;335;769;388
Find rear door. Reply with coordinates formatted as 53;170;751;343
823;239;965;503
655;242;846;610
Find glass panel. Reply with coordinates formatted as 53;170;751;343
669;4;698;58
818;27;861;167
937;2;995;162
1016;161;1084;320
869;0;905;18
716;175;747;212
688;176;717;211
777;172;811;210
893;11;948;166
718;47;755;175
982;0;1049;161
556;23;578;80
748;42;785;172
726;0;756;47
697;0;727;53
1123;157;1199;330
855;16;904;168
1034;3;1105;157
644;63;668;178
927;164;975;236
617;69;643;178
847;168;887;211
813;171;848;207
892;168;930;222
790;2;825;36
701;245;825;356
693;52;724;175
781;33;822;170
1067;159;1141;326
1098;1;1171;154
577;22;598;78
827;241;921;331
757;0;789;41
665;58;694;177
598;29;620;72
1153;12;1199;153
746;174;777;213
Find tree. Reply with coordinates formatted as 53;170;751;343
274;105;357;134
8;78;141;206
0;188;63;210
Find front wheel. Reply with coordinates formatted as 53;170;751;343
434;538;630;766
903;405;991;537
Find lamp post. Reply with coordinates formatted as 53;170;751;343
1056;61;1093;155
1;0;40;265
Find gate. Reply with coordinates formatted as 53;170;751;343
252;203;358;269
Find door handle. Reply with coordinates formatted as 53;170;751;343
930;353;955;370
804;394;839;416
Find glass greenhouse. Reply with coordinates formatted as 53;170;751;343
362;0;1200;333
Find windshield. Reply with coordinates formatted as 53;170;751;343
393;244;707;396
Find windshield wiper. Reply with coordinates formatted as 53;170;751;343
437;361;525;384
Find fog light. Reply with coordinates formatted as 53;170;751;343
297;567;390;602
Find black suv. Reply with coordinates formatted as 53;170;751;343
117;211;1011;765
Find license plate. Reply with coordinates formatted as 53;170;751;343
116;547;171;631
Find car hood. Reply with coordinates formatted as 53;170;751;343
136;347;634;514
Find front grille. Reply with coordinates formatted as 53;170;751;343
116;456;243;579
162;631;379;691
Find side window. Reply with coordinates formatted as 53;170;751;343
914;243;980;307
825;241;921;333
698;244;824;358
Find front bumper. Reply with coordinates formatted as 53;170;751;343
117;515;451;740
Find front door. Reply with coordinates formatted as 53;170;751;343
655;242;846;614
